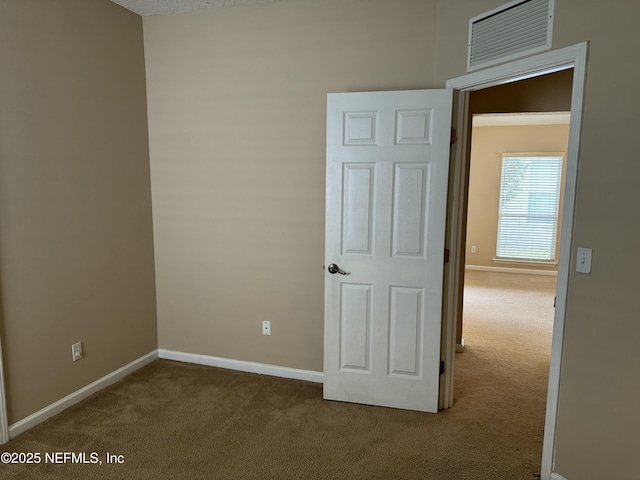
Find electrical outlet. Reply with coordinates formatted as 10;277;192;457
262;321;271;336
72;341;83;362
471;245;477;253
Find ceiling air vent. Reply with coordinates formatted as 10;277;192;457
467;0;554;71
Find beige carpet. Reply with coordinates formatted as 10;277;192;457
454;270;557;478
2;271;556;479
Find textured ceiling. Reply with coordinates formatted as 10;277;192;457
109;0;283;16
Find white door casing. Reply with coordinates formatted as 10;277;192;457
324;89;453;413
0;339;8;444
446;43;588;480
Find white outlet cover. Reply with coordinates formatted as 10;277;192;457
576;247;592;274
72;342;83;361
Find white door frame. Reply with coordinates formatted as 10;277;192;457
444;42;588;480
0;337;8;444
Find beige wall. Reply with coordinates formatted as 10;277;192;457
0;0;157;423
435;1;640;479
143;0;439;371
466;124;569;271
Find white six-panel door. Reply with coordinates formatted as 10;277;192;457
324;89;452;412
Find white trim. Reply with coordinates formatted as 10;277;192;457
540;42;588;480
551;474;568;480
493;258;558;267
446;42;588;480
158;349;324;384
8;351;158;439
448;43;583;91
0;341;8;445
441;81;471;410
466;265;558;276
473;112;570;127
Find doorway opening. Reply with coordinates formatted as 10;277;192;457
444;43;588;480
455;73;572;469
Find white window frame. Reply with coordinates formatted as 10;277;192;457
495;152;565;264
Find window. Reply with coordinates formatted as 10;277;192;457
496;154;563;261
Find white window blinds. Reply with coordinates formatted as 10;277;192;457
496;155;563;261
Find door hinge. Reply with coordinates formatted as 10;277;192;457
440;361;446;375
450;128;457;145
444;248;450;264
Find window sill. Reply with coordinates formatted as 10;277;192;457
492;257;558;267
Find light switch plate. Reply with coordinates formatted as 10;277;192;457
576;247;592;274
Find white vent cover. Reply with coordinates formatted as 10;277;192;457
468;0;554;71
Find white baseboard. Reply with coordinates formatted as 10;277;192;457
8;349;322;439
158;349;324;384
465;265;558;276
551;473;568;480
9;350;158;439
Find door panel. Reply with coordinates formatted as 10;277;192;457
342;164;375;255
389;286;424;376
392;163;429;257
324;89;453;413
339;283;372;372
